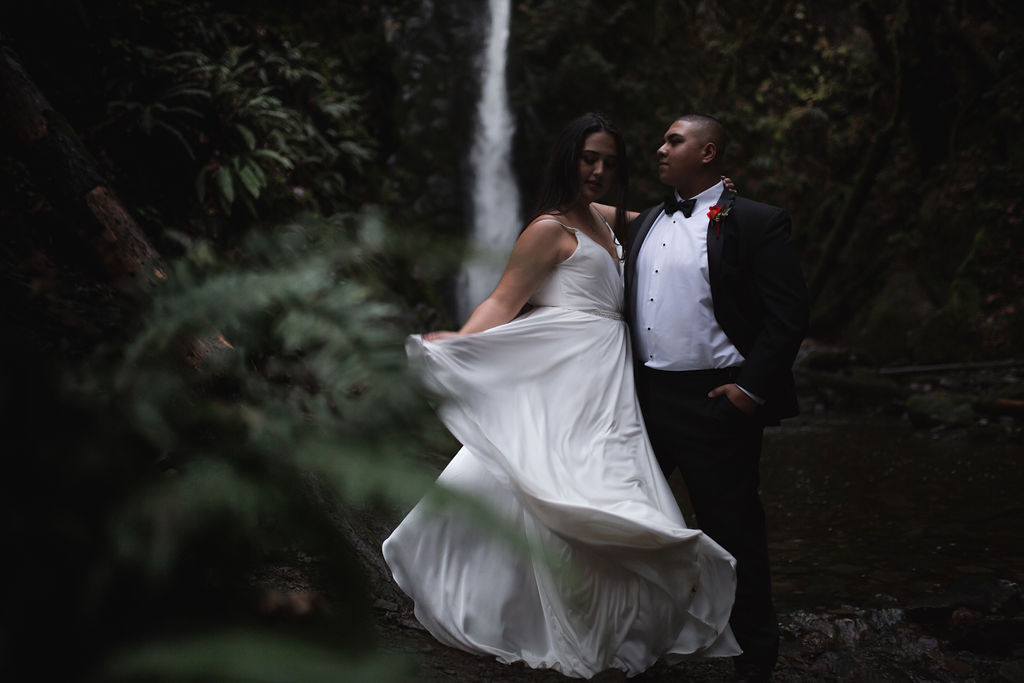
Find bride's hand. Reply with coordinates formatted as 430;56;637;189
721;175;738;193
423;330;461;342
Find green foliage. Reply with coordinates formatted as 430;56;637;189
107;38;372;220
508;0;888;209
507;0;1023;359
104;630;414;682
5;0;1020;356
1;212;447;681
112;211;445;544
375;0;482;243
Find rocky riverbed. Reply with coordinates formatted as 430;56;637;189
346;405;1024;682
372;585;1024;681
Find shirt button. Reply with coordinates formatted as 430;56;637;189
647;327;651;331
655;269;659;273
649;298;654;301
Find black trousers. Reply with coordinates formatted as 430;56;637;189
635;365;779;674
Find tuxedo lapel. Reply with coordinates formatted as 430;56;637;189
626;206;660;273
625;206;662;325
706;188;736;288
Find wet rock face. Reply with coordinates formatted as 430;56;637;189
1001;659;1024;682
774;594;1023;682
783;606;916;654
778;605;948;681
951;617;1024;657
844;267;937;365
906;577;1023;621
902;577;1024;658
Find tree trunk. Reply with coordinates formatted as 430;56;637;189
806;111;900;306
0;37;164;292
806;3;905;306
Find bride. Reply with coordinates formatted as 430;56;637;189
382;113;740;678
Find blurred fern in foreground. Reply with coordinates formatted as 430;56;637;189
2;212;445;681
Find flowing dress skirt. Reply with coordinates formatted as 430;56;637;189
383;306;740;678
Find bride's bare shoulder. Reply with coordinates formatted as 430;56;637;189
524;214;574;235
518;215;577;260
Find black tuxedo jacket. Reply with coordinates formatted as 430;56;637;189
625;189;809;422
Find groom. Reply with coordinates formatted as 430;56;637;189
625;115;809;682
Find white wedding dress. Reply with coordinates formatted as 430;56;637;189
382;220;740;678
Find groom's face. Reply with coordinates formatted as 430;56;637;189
656;120;707;190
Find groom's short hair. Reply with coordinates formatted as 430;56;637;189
676;114;728;162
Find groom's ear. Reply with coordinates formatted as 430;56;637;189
702;141;718;164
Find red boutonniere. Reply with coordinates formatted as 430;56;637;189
707;204;732;237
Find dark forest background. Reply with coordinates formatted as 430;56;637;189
1;1;1021;680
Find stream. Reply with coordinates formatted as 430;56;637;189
376;413;1023;681
759;413;1022;613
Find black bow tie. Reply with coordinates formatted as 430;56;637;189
663;197;696;218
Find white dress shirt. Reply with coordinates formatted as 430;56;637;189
635;180;747;372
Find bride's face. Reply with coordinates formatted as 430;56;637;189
578;131;617;203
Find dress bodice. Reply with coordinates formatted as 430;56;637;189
529;222;623;315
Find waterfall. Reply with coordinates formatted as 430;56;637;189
457;0;520;322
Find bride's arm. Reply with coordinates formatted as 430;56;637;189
425;220;574;340
591;176;738;226
592;203;639;224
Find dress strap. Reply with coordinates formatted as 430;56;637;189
534;217;577;232
590;207;620;245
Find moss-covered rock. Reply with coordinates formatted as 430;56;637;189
906;392;977;428
845;267;936;364
909;305;977;365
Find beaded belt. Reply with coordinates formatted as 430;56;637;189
579;308;625;321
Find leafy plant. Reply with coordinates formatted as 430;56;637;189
104;17;374;221
2;212;446;681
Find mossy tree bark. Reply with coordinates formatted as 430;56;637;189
0;36;164;293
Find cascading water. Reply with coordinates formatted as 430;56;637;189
457;0;520;322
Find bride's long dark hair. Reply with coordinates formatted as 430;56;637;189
531;112;629;243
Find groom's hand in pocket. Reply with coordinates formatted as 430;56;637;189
708;383;758;415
